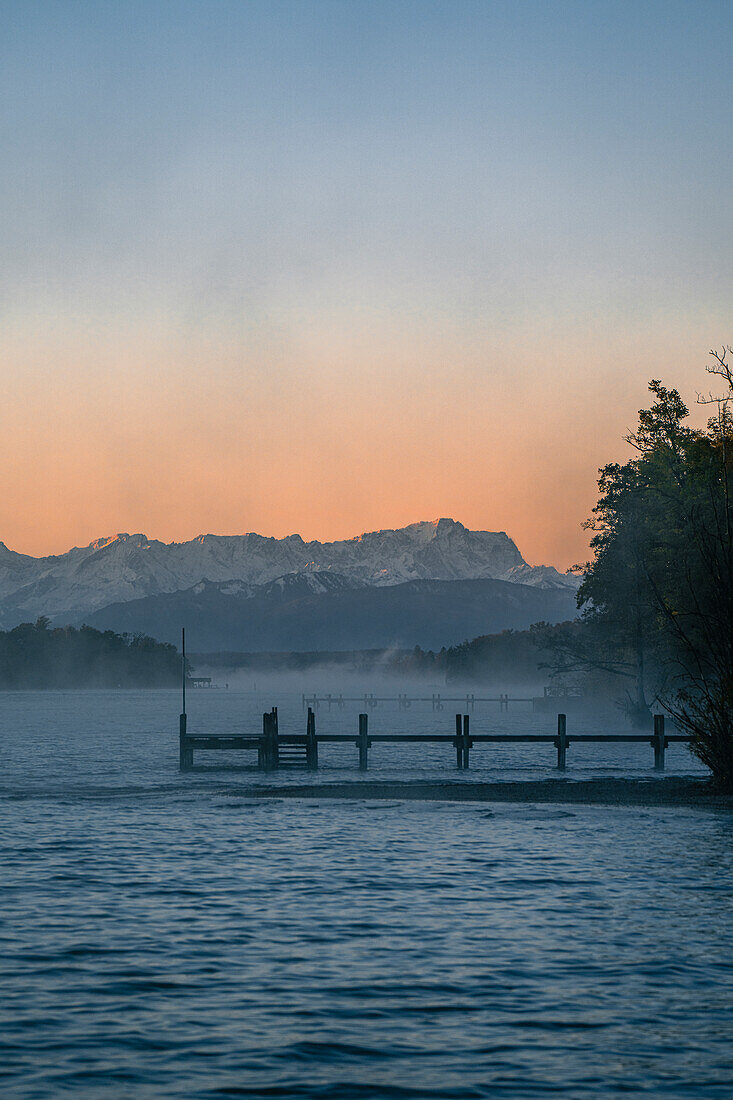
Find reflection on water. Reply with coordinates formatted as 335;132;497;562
0;691;731;1098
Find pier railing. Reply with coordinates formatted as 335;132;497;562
179;709;691;773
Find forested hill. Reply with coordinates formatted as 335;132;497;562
0;619;183;689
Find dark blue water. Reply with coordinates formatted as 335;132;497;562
1;691;731;1097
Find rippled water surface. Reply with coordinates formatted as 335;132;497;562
1;690;732;1098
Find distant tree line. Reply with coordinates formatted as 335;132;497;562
0;618;184;688
196;649;389;671
195;636;552;683
383;631;550;683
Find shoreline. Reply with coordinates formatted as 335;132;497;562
245;777;733;809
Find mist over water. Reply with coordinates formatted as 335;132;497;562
0;681;709;788
1;688;730;1097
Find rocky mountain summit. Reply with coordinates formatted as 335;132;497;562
0;519;578;630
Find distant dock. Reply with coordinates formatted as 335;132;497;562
301;686;582;713
302;692;532;712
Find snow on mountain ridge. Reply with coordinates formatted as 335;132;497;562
0;520;578;627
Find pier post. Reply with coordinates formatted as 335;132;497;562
358;713;369;771
455;713;463;769
179;712;193;770
556;713;567;770
262;710;279;771
271;707;279;769
306;707;318;770
261;712;270;770
653;714;666;770
463;714;470;769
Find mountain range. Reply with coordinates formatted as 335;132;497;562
85;573;579;651
0;519;579;649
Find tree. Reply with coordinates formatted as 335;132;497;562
650;350;733;787
574;351;733;787
540;383;693;723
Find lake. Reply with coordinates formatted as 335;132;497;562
1;689;731;1097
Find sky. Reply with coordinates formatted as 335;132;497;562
2;0;732;569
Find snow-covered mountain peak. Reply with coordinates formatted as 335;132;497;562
87;533;151;552
89;535;122;551
0;519;578;628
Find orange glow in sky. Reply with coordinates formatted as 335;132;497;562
1;321;717;571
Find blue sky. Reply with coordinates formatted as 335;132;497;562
1;1;732;563
4;0;730;325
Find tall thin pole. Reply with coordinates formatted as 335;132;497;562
179;627;189;768
181;627;186;717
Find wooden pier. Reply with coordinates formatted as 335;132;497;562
179;708;691;773
177;634;690;776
